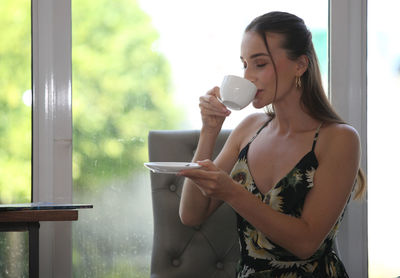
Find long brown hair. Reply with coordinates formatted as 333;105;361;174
245;11;366;199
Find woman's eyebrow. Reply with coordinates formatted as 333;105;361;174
240;53;270;60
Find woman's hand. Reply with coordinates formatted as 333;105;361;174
199;87;231;133
178;159;237;201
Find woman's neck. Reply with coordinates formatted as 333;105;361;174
271;95;319;135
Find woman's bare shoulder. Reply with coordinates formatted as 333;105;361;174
322;123;360;141
318;123;360;159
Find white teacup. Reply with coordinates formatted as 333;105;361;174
220;75;257;110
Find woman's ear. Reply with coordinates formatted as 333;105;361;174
296;55;309;76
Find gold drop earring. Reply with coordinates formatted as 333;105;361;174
295;76;302;88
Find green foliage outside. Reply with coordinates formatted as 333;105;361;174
71;0;182;277
0;2;31;276
72;0;182;191
1;0;181;276
0;0;31;204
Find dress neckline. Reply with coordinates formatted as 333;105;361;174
245;149;317;197
243;120;322;196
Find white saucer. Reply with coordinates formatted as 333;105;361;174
144;162;201;174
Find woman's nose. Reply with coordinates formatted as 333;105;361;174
243;69;255;83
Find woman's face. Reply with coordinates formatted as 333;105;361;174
240;31;300;109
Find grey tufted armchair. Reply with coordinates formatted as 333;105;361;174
148;129;239;278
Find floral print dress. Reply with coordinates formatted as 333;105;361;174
231;121;349;278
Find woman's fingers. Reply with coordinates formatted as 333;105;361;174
179;168;215;179
179;171;218;197
200;94;228;110
198;86;231;131
202;88;230;111
207;86;221;98
179;160;220;181
196;159;219;170
179;161;234;200
199;96;230;117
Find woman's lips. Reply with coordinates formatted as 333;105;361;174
255;89;263;97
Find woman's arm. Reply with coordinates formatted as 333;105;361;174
179;128;238;226
179;86;235;226
179;113;267;226
181;124;360;259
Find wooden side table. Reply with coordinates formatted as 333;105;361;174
0;204;92;278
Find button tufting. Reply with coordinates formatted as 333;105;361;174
172;258;181;267
194;225;201;231
216;261;224;270
169;184;177;192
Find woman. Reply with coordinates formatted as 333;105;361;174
178;11;365;278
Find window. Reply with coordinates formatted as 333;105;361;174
30;0;368;276
368;0;400;276
0;0;31;207
138;0;329;129
71;0;328;276
0;0;31;276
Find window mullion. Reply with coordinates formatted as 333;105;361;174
32;0;72;276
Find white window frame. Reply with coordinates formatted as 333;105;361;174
31;0;368;277
32;0;72;276
330;0;368;277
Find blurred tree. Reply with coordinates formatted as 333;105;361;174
0;1;31;277
1;0;181;275
71;0;182;276
72;0;182;191
0;0;31;204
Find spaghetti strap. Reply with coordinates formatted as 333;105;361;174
249;117;273;143
311;122;323;151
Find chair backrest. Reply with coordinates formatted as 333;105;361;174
148;129;239;278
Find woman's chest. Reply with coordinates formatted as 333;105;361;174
246;137;312;195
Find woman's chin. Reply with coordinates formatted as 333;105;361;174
252;100;268;109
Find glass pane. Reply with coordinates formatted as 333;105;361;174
139;0;329;130
0;0;31;276
0;1;31;204
368;1;400;277
72;0;328;276
0;232;29;277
